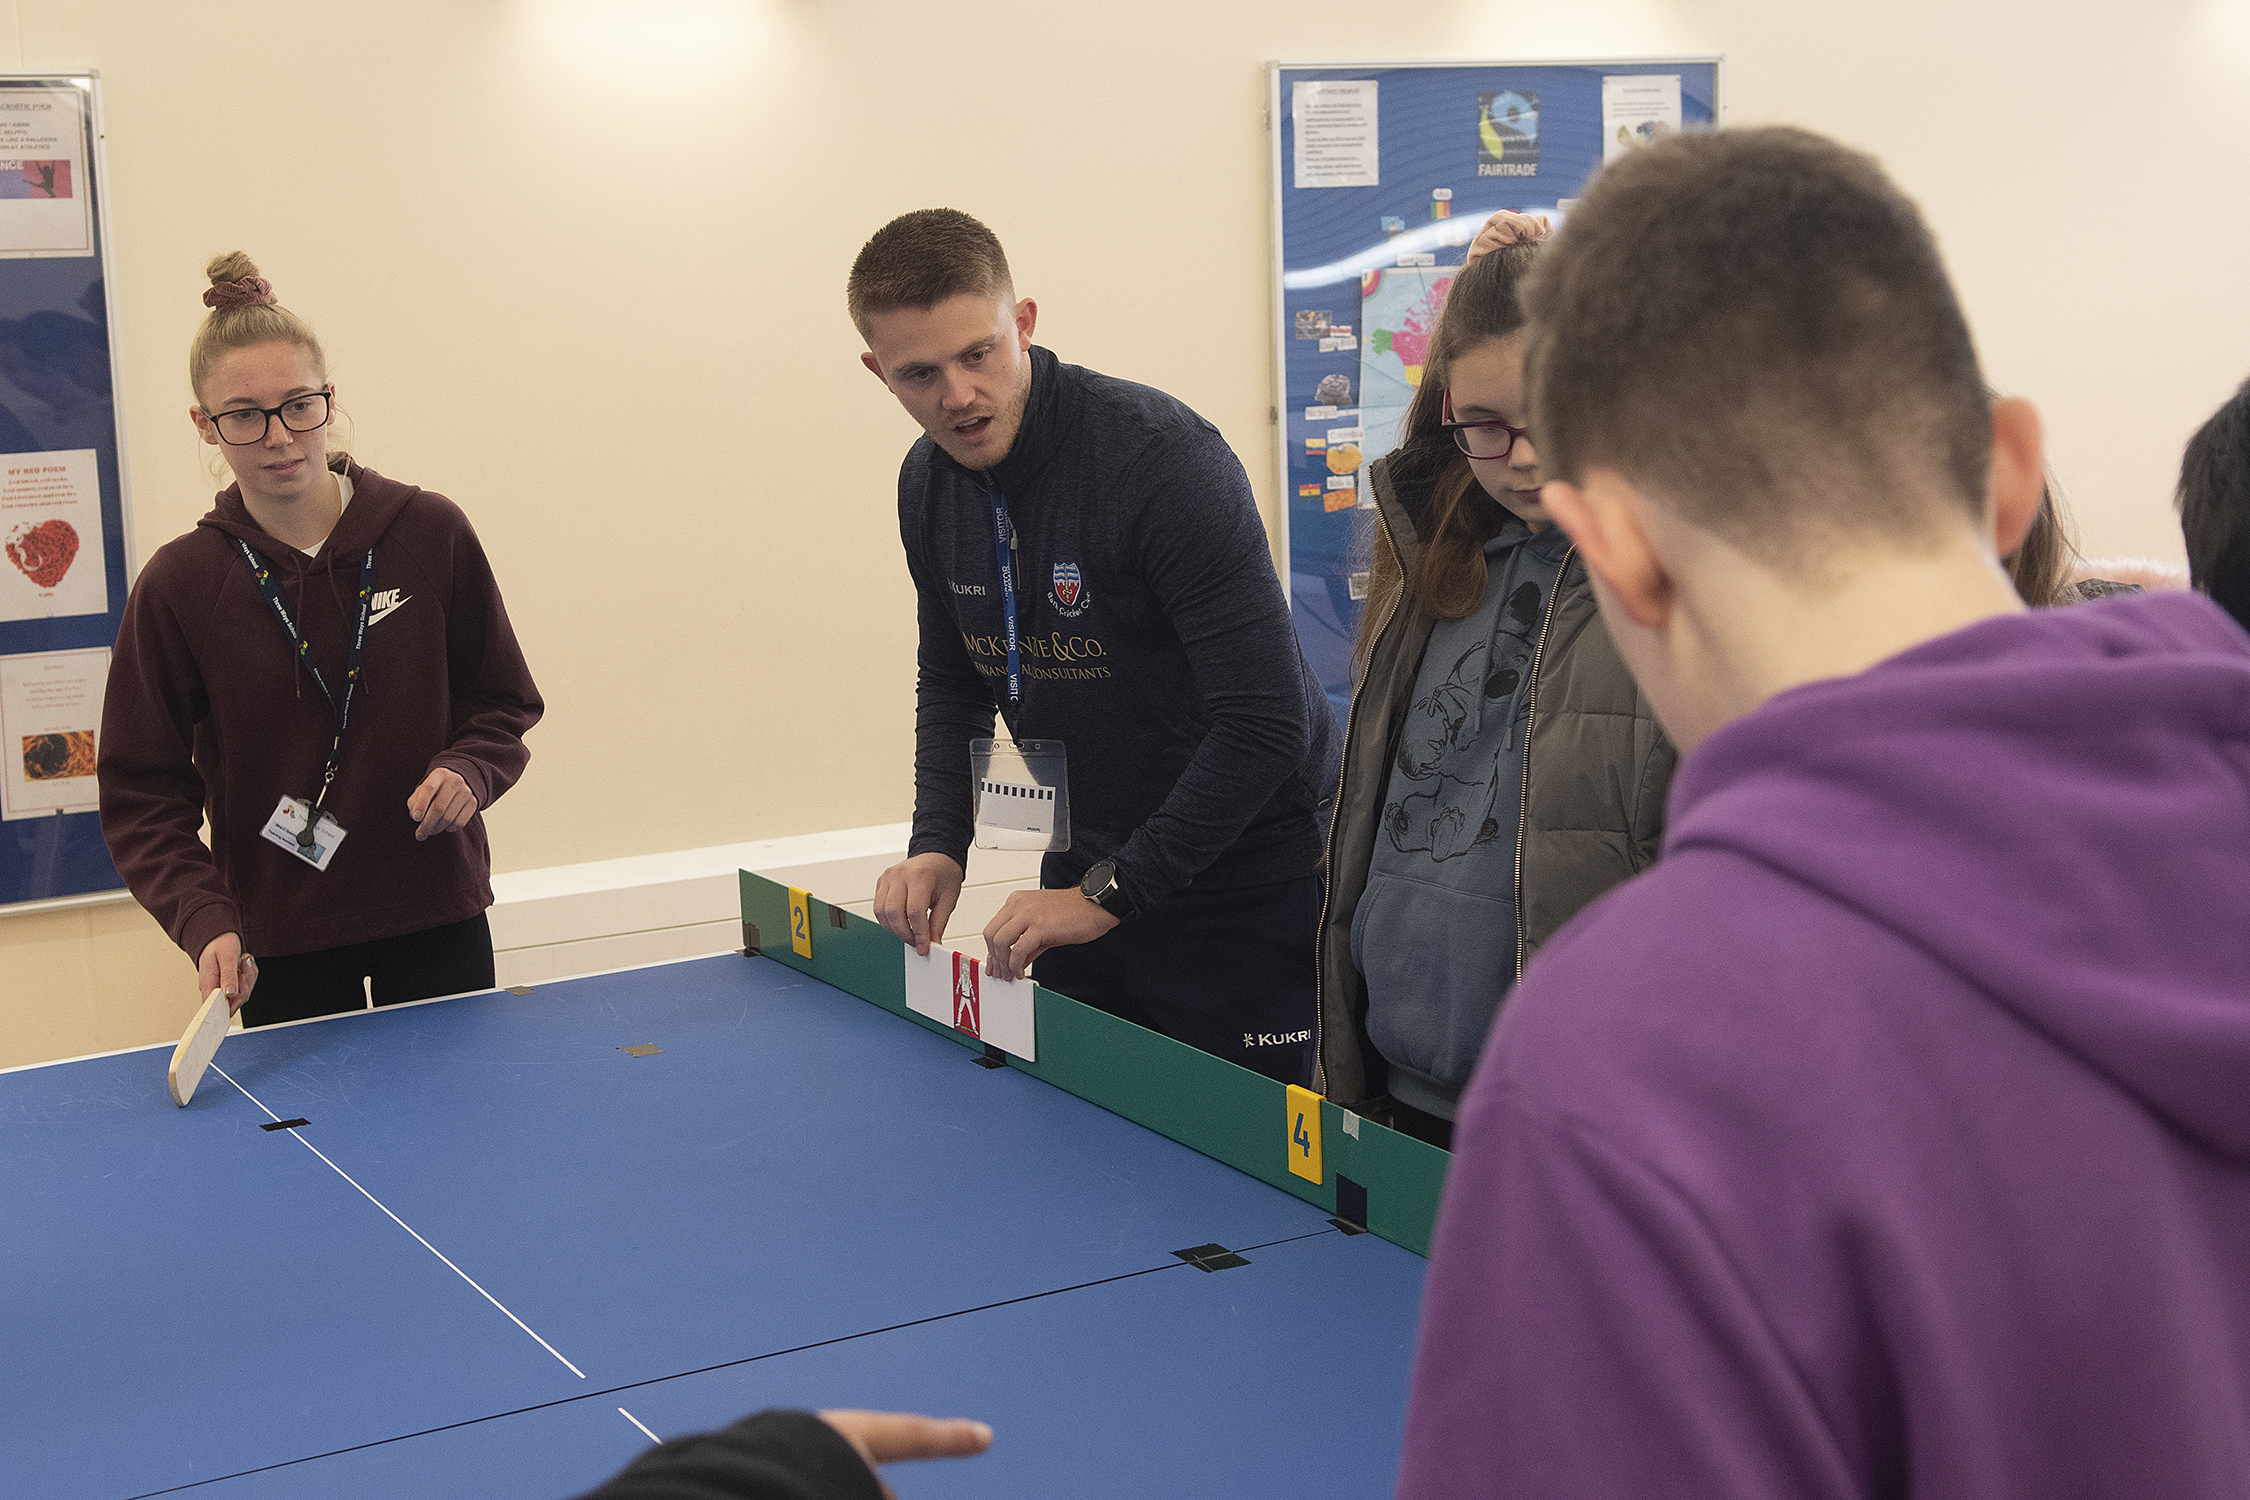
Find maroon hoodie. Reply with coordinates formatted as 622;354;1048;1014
99;459;542;962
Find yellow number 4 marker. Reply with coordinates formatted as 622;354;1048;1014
788;886;813;958
1285;1083;1323;1184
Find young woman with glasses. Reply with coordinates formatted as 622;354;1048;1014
1313;217;1677;1149
98;252;543;1027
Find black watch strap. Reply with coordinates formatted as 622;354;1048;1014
1080;859;1135;921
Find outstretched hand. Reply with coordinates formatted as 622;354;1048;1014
818;1410;992;1499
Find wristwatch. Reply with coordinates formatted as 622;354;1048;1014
1079;859;1135;922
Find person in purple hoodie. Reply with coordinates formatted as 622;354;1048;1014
1396;126;2250;1500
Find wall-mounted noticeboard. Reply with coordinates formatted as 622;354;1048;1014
0;72;136;910
1268;58;1721;727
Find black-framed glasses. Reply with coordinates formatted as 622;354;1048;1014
1440;389;1530;462
209;390;332;446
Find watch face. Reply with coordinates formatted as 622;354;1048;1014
1081;860;1113;897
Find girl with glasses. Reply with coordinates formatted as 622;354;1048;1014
1314;217;1677;1148
98;253;543;1028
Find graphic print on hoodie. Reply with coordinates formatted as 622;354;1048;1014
1351;517;1571;1118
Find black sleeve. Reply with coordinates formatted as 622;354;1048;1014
1110;429;1314;906
901;482;998;871
570;1410;883;1500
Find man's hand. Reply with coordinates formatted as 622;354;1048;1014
818;1410;993;1500
1466;208;1553;265
873;853;965;955
197;931;259;1015
408;767;478;842
983;887;1118;982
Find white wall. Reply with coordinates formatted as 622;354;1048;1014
4;0;2247;1064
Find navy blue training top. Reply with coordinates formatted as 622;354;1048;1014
897;345;1338;910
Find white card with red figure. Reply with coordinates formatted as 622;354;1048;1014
904;944;1036;1061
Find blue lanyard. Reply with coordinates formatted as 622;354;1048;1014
233;539;377;844
984;477;1020;704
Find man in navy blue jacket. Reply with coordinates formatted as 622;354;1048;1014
850;209;1337;1085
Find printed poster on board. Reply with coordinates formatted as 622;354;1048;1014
1602;74;1682;162
1293;79;1379;188
0;646;106;820
0;83;90;256
0;448;107;622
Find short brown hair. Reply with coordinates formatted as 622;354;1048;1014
846;209;1013;336
1523;127;1990;562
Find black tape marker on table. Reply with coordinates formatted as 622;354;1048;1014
1171;1243;1250;1273
261;1118;310;1133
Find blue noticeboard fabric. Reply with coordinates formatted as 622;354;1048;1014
1272;61;1720;731
0;75;133;906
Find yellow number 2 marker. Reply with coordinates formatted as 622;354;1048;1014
788;886;813;958
1285;1083;1323;1184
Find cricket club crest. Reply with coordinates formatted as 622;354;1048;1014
1049;561;1091;619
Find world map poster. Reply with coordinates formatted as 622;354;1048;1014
1355;265;1455;506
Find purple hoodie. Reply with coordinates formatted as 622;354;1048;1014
1397;592;2250;1500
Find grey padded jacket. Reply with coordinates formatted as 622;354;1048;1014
1313;447;1677;1108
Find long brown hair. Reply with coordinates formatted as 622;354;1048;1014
2005;463;2084;608
1353;242;1540;674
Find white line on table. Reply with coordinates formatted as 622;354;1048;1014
618;1407;663;1444
212;1063;588;1380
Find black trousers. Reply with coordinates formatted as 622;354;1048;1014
1032;872;1322;1087
239;913;496;1028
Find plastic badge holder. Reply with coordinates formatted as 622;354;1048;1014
971;738;1070;852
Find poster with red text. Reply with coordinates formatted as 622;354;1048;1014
0;449;106;622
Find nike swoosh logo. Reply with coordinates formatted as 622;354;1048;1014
368;596;411;626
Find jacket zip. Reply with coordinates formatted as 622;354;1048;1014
1512;545;1576;984
1311;517;1404;1098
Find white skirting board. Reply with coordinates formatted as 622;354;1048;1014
486;825;1044;987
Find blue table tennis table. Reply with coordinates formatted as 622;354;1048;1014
1;941;1430;1499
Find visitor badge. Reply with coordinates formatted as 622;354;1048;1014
260;794;347;871
971;738;1070;852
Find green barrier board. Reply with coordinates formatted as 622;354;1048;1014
739;871;1449;1256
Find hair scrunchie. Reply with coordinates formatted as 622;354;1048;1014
202;277;275;310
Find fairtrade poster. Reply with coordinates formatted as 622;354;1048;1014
0;448;107;621
0;646;106;819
